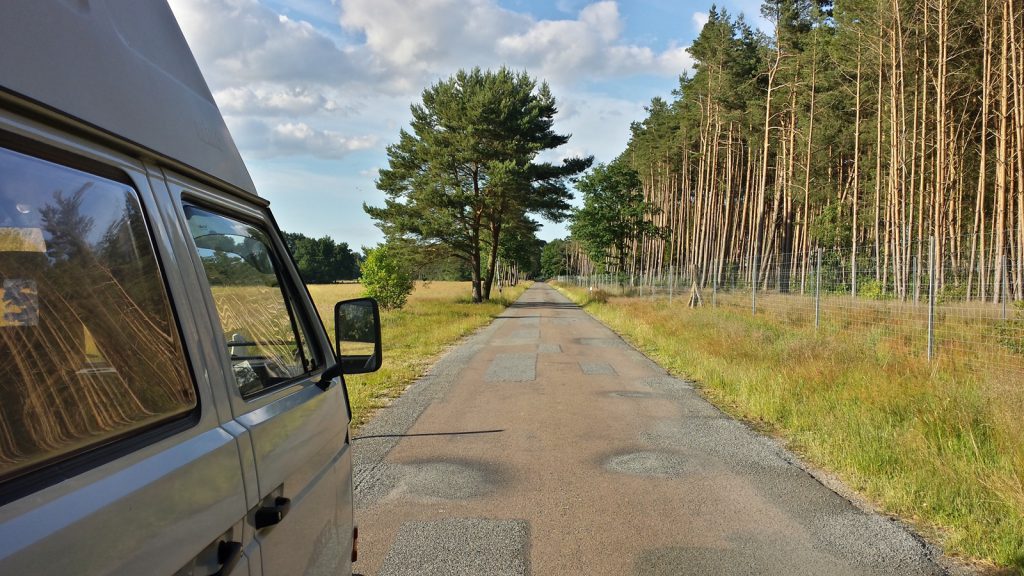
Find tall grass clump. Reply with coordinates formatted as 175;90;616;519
309;281;530;428
553;283;1024;573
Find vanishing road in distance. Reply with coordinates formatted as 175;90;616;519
352;283;949;576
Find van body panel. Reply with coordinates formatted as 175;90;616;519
1;3;358;574
167;174;353;575
0;114;253;576
0;428;250;576
0;0;258;197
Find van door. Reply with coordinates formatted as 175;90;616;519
0;134;252;576
170;177;354;576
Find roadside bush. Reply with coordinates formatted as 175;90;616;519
996;301;1024;355
588;288;610;304
857;279;890;300
938;282;967;304
361;244;414;310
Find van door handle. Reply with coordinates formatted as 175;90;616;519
254;496;291;529
212;540;242;576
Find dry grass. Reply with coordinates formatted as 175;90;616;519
555;283;1024;574
308;281;530;429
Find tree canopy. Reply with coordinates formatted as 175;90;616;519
563;0;1024;304
570;161;665;274
540;238;568;279
365;67;592;302
283;232;360;284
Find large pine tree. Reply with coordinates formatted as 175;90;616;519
365;67;591;302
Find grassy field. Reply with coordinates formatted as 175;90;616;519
554;283;1024;574
308;281;529;429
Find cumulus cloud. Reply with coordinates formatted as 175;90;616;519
271;122;377;158
341;0;690;86
216;86;343;116
170;0;367;87
692;11;709;32
340;0;529;74
168;0;695;160
226;118;376;159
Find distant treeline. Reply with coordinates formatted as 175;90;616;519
283;232;361;283
576;0;1024;301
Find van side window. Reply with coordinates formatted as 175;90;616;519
0;146;196;482
184;206;318;397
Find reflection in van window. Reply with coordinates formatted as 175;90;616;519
0;147;195;482
185;206;316;397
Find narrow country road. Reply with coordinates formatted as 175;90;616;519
351;283;945;576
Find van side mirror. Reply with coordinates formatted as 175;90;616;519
334;298;383;375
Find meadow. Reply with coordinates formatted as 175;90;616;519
308;281;529;429
554;283;1024;574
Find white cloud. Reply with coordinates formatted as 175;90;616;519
340;0;529;74
225;118;376;159
692;11;709;32
169;0;367;87
271;122;377;159
216;85;342;116
341;0;690;86
548;92;645;164
168;0;696;162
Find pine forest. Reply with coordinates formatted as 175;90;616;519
567;0;1024;303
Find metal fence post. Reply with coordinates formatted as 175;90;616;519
851;250;857;298
913;255;920;305
668;265;674;303
1002;254;1010;320
928;236;936;362
815;247;822;330
712;259;718;308
752;252;759;316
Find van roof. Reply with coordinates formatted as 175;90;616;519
0;0;259;198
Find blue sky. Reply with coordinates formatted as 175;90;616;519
168;0;769;249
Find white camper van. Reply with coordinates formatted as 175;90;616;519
0;2;378;575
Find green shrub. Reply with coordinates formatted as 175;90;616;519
996;301;1024;354
588;288;610;304
361;244;414;310
857;279;889;300
938;282;967;304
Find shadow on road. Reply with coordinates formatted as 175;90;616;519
506;301;579;310
353;429;505;441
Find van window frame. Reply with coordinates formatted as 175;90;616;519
181;199;326;403
0;131;202;504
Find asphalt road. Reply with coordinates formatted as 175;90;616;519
351;283;948;576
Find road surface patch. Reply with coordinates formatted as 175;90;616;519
811;511;942;575
537;343;561;354
580;361;617;375
641;419;792;471
577;337;629;348
546;317;581;326
492;328;540;346
603;450;695;477
609;391;655;398
379;518;529;576
485;353;537;382
390;459;503;500
640;375;694;392
635;536;841;576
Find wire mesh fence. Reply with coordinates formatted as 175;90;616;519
557;238;1024;380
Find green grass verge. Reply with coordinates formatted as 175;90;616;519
554;283;1024;574
310;281;530;429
